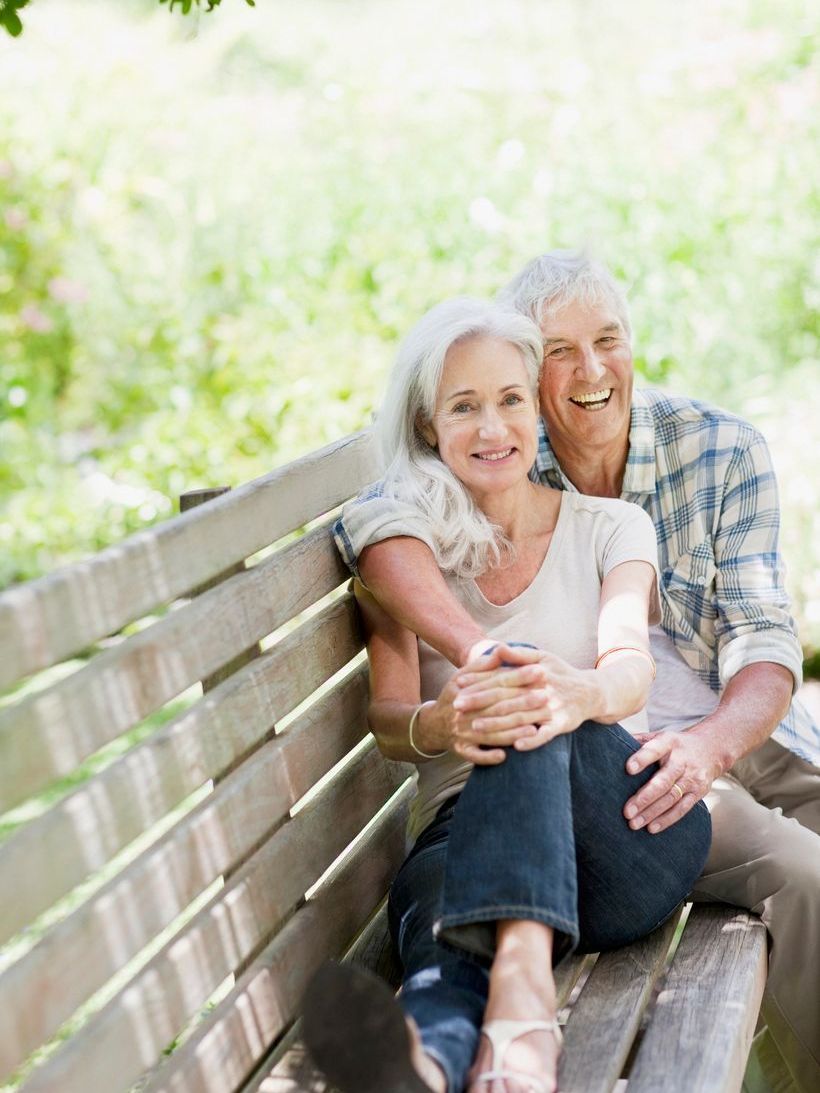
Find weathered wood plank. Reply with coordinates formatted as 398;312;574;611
558;910;683;1093
626;906;767;1093
0;651;372;1077
0;430;373;689
13;751;412;1093
0;428;373;690
0;596;364;948
138;784;414;1093
0;520;352;815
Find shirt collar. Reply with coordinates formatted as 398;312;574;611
535;388;657;497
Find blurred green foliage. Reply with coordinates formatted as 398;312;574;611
0;0;254;38
0;0;818;646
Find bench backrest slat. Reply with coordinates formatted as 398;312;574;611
15;746;408;1093
0;518;349;814
0;431;374;689
0;594;362;951
1;625;370;1074
143;782;414;1093
0;430;419;1093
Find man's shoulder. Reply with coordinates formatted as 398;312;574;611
637;387;764;447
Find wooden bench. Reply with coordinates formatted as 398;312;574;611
0;431;768;1093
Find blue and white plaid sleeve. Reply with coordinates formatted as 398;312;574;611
332;483;437;580
713;429;803;691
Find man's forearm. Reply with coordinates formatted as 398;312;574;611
358;537;485;667
688;661;794;772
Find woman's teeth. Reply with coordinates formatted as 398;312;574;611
475;448;513;461
570;388;612;408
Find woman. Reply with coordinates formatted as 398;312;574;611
302;298;711;1093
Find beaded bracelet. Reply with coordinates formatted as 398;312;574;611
594;645;657;680
409;700;445;759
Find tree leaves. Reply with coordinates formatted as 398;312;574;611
0;0;30;39
0;0;256;37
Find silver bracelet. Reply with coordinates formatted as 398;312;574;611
409;701;445;759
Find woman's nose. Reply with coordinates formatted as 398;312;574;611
478;408;506;438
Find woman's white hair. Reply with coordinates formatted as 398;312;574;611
499;249;632;340
376;297;543;579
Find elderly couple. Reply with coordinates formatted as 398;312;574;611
301;252;820;1093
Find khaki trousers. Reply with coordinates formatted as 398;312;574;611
691;738;820;1093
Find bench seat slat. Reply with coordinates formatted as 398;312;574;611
1;661;373;1079
0;431;374;689
141;783;414;1093
626;906;767;1093
0;521;350;815
0;595;363;948
558;909;683;1093
14;749;410;1093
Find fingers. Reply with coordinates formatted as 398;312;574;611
456;686;549;719
625;734;674;775
455;662;545;693
459;744;507;765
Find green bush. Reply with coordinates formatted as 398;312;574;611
0;0;818;644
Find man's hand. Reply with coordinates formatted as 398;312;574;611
623;729;725;834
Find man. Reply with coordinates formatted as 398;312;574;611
333;251;820;1092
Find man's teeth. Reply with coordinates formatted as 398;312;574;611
570;389;612;405
476;448;513;461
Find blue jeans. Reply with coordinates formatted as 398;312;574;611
387;720;712;1093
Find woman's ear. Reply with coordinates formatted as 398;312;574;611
417;417;437;449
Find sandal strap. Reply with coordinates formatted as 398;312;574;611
473;1018;563;1092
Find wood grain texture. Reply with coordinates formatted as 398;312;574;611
0;652;372;1078
0;596;364;948
0;430;373;689
626;906;767;1093
0;520;352;814
12;751;412;1093
140;784;413;1093
558;910;683;1093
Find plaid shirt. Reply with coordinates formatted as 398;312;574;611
334;388;819;766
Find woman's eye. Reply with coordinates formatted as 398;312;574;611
451;403;472;414
503;393;524;406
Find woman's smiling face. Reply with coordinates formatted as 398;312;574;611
421;335;539;499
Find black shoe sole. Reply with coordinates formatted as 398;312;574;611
301;962;432;1093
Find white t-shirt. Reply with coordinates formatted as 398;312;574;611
409;491;661;839
647;625;719;732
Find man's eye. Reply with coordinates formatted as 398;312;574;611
548;347;569;358
598;337;616;346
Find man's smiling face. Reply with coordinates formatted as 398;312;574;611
537;299;634;456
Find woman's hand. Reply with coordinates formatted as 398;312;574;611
418;645;542;764
452;647;602;750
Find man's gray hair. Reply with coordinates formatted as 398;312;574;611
376;297;543;577
499;250;632;340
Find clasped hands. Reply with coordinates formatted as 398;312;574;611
422;642;600;766
422;641;722;834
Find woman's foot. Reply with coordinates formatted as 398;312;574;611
301;962;444;1093
468;921;561;1093
468;1019;562;1093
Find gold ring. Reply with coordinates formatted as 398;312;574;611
670;783;684;801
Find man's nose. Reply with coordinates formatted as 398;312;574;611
576;345;606;383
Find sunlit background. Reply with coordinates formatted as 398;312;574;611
1;0;818;651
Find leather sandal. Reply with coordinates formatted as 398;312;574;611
301;961;434;1093
472;1018;563;1092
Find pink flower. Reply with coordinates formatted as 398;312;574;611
20;305;54;334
